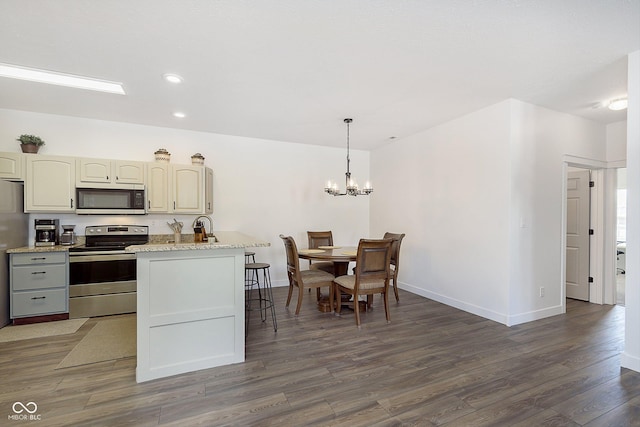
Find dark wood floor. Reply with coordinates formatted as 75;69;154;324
1;287;639;426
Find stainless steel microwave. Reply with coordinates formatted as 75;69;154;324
76;186;146;215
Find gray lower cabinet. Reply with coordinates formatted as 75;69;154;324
10;252;69;320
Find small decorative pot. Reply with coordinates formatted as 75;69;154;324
20;143;41;154
154;148;171;163
191;153;205;165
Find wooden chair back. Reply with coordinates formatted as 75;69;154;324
353;238;393;291
383;232;405;268
307;231;333;249
279;234;301;281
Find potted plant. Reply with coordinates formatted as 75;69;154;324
17;134;45;154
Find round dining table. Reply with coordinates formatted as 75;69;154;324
297;246;358;277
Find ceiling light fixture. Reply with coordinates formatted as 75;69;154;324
325;118;373;197
608;98;628;111
0;63;125;94
163;73;183;84
173;111;186;118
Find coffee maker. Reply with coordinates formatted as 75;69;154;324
35;219;59;246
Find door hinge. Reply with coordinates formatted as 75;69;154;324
589;229;594;235
588;277;594;283
589;181;595;187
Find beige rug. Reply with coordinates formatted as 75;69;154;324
56;315;136;369
0;318;88;343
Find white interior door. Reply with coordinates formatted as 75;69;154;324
566;169;591;301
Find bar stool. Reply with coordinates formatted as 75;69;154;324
245;262;277;334
244;251;257;290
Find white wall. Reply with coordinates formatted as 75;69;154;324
371;101;513;322
507;100;606;323
0;109;371;287
371;99;607;326
622;50;640;372
607;120;628;163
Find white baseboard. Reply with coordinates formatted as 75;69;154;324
400;282;564;327
621;352;640;373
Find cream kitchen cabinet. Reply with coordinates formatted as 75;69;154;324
0;152;24;181
77;158;145;186
204;166;213;214
171;165;213;214
10;251;69;322
146;162;171;212
25;155;76;212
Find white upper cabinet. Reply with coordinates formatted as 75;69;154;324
146;163;171;213
77;158;110;183
13;152;210;214
25;155;76;212
114;160;145;184
77;158;145;187
0;152;24;181
172;165;203;213
171;165;213;214
205;166;213;214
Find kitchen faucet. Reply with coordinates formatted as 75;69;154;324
192;215;214;241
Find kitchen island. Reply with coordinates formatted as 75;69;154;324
126;231;269;383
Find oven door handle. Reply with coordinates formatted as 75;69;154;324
69;254;136;263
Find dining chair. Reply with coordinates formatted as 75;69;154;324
383;232;406;302
280;234;335;316
307;231;336;275
334;238;393;328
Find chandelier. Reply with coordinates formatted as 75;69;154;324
325;118;373;196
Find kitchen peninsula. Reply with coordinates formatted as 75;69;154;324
126;231;269;383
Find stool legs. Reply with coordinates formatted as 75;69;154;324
245;263;277;335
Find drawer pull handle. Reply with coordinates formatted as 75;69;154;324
30;257;46;261
31;296;46;300
31;271;46;275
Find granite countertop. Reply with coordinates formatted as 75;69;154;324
8;231;269;254
126;231;270;253
7;245;76;254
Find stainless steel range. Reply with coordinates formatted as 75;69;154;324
68;225;148;318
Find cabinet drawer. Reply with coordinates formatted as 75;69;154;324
12;252;67;266
12;264;67;290
12;289;67;317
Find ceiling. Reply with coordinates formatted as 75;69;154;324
0;0;638;150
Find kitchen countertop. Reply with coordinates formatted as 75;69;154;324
7;245;77;254
7;231;270;254
126;231;270;253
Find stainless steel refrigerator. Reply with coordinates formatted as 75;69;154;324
0;180;29;328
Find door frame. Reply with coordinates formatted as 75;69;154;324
561;155;618;308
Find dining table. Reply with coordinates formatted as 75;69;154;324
298;245;365;312
297;245;358;277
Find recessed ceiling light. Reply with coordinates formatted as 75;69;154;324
173;112;186;118
0;63;125;94
608;98;628;111
163;73;183;84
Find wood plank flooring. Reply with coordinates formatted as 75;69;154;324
1;287;639;426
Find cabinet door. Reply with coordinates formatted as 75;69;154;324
172;165;203;213
115;160;145;184
77;158;111;183
25;156;75;212
147;163;170;212
0;152;24;181
205;167;213;214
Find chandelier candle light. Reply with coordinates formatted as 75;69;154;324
325;118;373;196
